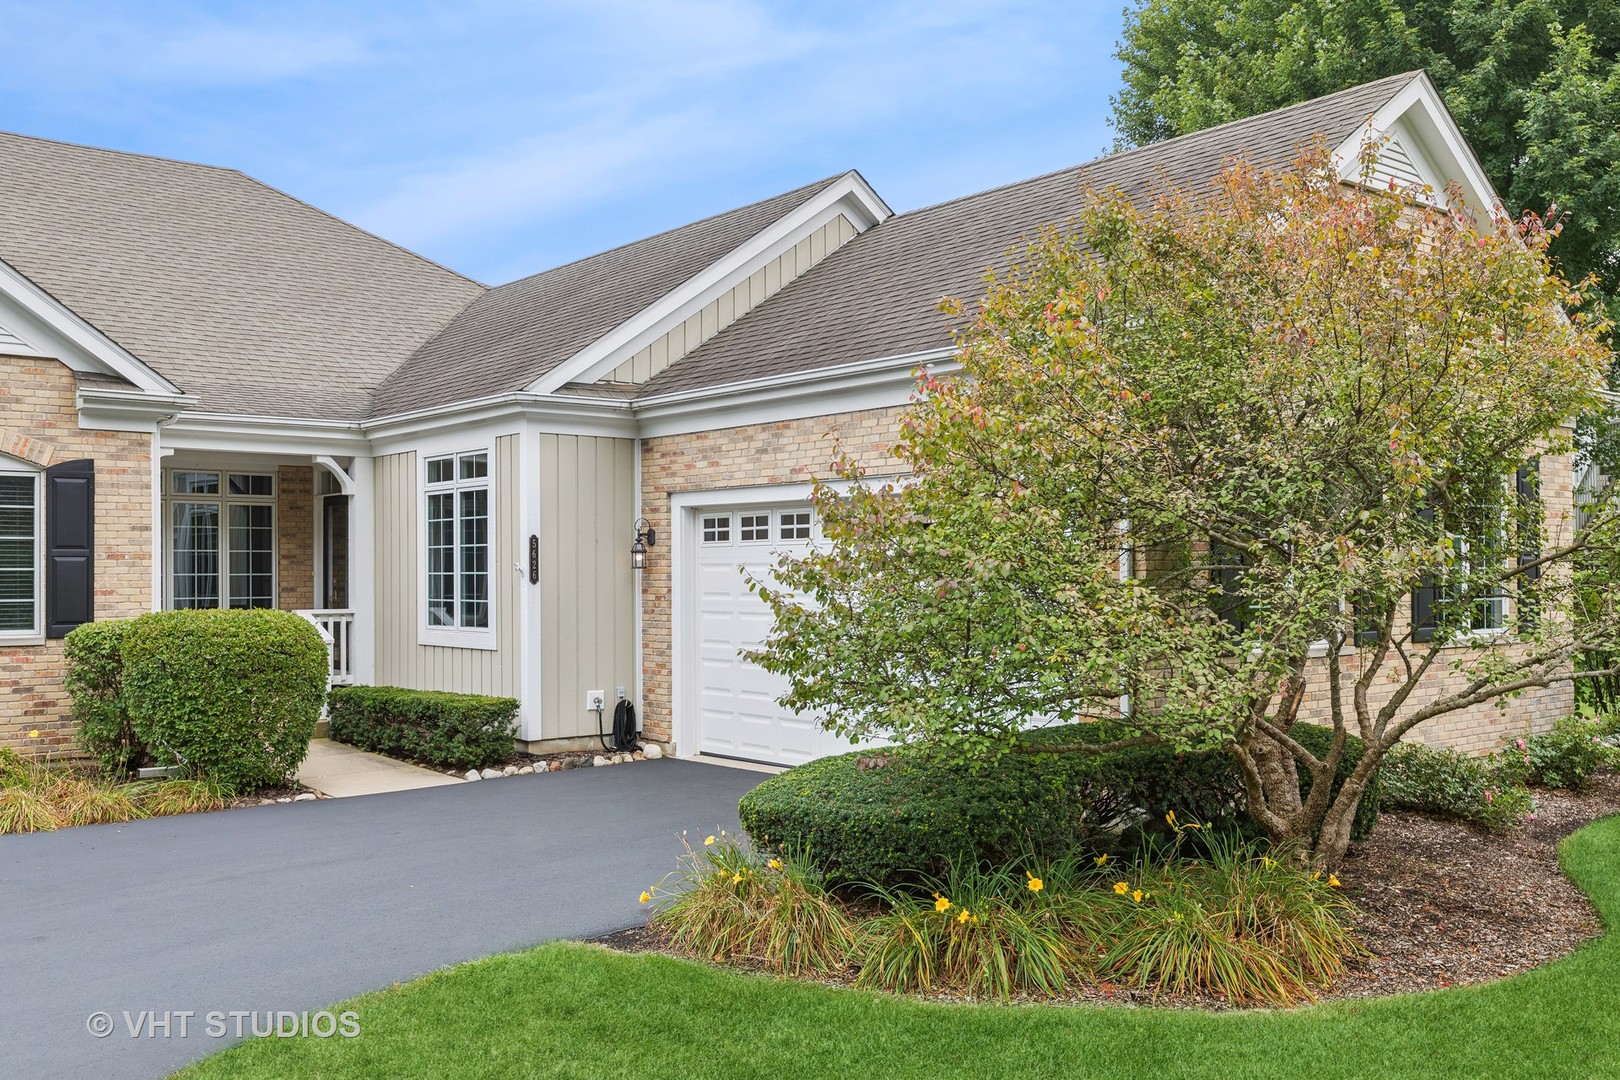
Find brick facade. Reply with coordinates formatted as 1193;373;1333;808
0;354;153;754
640;410;1575;757
276;464;315;612
639;408;908;746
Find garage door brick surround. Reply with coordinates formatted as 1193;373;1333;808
638;407;907;750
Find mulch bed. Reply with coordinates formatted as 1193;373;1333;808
593;771;1620;1009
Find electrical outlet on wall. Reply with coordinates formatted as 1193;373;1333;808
586;690;605;711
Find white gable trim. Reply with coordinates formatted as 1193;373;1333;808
1332;73;1499;223
529;171;893;395
0;259;182;395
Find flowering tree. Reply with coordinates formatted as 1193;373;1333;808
748;147;1620;868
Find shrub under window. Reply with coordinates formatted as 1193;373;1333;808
327;685;517;770
120;609;329;793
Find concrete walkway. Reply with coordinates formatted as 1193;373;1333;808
1;758;765;1080
295;737;464;797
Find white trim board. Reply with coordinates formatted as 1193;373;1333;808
529;172;893;395
1333;72;1500;223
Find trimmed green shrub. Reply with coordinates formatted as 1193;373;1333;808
121;609;329;794
327;686;518;770
1378;742;1532;831
64;618;144;776
738;723;1379;887
1513;713;1618;791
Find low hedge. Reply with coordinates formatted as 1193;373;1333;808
121;609;329;794
64;618;143;777
327;686;518;770
738;723;1379;886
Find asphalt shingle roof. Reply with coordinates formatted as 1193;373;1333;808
369;173;850;418
636;71;1422;399
0;133;484;420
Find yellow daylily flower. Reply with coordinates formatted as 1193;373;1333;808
957;908;972;925
1184;822;1202;830
732;873;745;884
934;895;951;913
1328;874;1341;888
1026;871;1044;893
767;858;782;871
1132;889;1145;903
1114;881;1129;895
704;835;716;846
1311;871;1322;881
639;891;652;904
1165;810;1177;827
1094;853;1109;867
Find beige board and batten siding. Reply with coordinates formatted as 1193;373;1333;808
537;434;637;741
373;437;521;698
602;214;859;385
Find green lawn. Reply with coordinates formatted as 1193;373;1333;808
177;817;1620;1080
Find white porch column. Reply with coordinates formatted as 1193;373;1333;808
348;455;376;686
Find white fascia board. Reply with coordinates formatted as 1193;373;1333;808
76;386;197;433
529;172;894;395
161;411;369;457
1333;73;1500;223
364;393;636;453
632;348;954;440
0;258;182;395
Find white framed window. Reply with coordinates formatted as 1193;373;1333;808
0;459;43;640
163;470;276;610
701;515;731;543
739;513;771;543
777;510;812;541
423;450;492;641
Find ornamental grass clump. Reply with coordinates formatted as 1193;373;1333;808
1098;822;1360;1003
648;833;857;977
130;777;227;817
44;775;146;827
856;860;1076;999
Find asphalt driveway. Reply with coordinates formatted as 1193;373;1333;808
0;758;766;1080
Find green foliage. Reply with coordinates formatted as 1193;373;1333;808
0;785;59;833
740;724;1378;888
0;747;27;786
129;777;227;817
63;618;144;777
746;145;1615;867
327;686;518;770
1514;712;1618;791
649;833;859;977
1112;0;1620;310
121;609;329;794
650;825;1358;1005
44;775;146;827
1378;742;1533;831
856;861;1076;1000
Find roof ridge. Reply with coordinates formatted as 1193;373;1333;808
0;128;488;291
0;128;247;177
886;69;1425;224
487;171;853;291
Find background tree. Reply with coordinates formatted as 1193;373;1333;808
1111;0;1620;324
749;149;1619;868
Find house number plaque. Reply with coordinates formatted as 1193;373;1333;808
528;534;539;584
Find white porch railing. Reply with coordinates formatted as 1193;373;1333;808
296;609;355;686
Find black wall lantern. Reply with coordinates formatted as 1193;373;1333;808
631;518;656;570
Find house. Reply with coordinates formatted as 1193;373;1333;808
0;70;1582;765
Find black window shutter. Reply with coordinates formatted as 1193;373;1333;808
45;458;94;638
1516;462;1542;630
1411;501;1438;643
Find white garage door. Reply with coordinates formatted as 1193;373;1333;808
691;504;868;766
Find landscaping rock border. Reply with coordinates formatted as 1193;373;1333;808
443;742;667;782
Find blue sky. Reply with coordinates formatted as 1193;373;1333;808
0;1;1126;285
